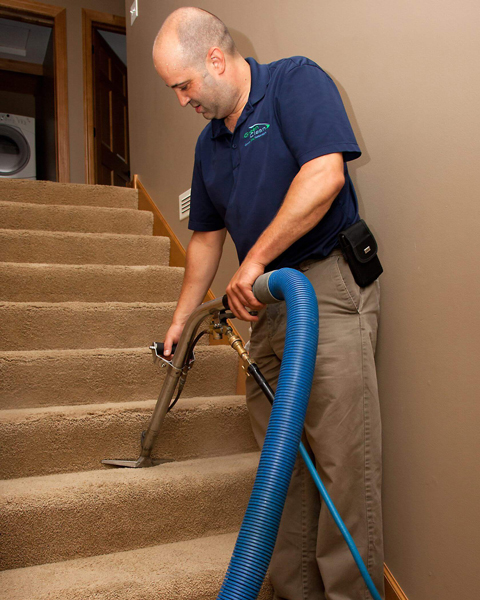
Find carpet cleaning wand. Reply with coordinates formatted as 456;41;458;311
101;295;234;468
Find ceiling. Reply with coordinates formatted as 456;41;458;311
98;30;127;66
0;18;52;65
0;18;127;67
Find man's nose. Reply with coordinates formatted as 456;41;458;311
175;90;190;107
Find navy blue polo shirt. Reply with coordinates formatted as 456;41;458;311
188;56;361;270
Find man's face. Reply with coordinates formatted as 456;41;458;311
154;45;234;121
169;68;224;120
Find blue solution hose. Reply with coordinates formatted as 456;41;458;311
217;267;382;600
298;442;382;600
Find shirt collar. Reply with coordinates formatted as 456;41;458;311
246;57;270;106
211;57;270;139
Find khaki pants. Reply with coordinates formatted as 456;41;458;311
246;250;385;600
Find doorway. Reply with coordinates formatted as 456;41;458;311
0;1;69;182
82;9;130;187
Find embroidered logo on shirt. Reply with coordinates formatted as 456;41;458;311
244;123;270;146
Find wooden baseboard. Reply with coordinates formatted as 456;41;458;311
384;564;408;600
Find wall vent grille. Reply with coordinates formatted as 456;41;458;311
179;188;191;221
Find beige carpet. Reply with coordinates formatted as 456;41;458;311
0;179;268;599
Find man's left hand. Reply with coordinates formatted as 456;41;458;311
226;259;266;321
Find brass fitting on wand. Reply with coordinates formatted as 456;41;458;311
225;326;254;373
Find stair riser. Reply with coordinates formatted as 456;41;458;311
0;347;238;409
0;456;257;570
0;303;177;351
0;230;170;266
0;264;183;302
0;179;139;208
0;398;257;479
0;202;153;235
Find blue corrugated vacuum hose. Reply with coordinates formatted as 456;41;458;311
217;268;318;600
217;267;383;600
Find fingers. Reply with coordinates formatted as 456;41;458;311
226;258;267;320
163;337;173;357
163;324;184;356
227;286;264;321
232;286;264;311
228;295;258;321
243;287;266;310
226;272;267;320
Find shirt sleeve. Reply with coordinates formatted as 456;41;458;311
188;143;225;232
275;61;361;166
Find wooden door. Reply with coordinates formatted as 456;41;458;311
92;29;130;186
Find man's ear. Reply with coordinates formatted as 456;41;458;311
207;46;226;75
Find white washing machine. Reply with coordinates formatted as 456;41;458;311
0;113;36;179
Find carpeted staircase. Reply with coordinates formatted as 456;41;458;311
0;178;271;599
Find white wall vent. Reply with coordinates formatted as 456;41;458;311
179;188;191;221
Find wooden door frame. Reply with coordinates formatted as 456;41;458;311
82;9;126;185
0;0;70;182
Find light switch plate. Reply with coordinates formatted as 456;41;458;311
130;0;138;25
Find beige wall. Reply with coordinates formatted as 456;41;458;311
43;0;125;182
126;1;480;598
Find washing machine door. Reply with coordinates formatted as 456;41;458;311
0;123;31;176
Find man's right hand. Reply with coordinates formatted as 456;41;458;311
163;321;186;357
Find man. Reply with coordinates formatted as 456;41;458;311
153;7;384;600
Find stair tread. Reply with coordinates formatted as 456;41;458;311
0;200;152;236
0;179;139;209
0;229;170;266
0;454;259;570
0;343;231;359
0;261;180;271
0;300;177;307
0;199;143;214
0;395;257;480
0;345;238;411
0;532;273;600
0;262;183;303
0;394;246;421
0;227;168;240
0;300;180;350
0;451;258;495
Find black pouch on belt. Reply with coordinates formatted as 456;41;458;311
338;219;383;287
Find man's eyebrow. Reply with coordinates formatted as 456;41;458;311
168;80;190;89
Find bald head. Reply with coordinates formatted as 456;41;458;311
153;8;250;124
154;7;237;72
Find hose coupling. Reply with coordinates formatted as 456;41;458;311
225;327;254;373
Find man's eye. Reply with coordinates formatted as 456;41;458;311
180;85;188;91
